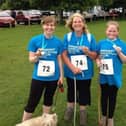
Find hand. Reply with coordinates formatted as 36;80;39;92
81;46;89;55
35;48;42;57
114;46;122;54
96;59;102;67
57;77;63;85
57;77;64;93
72;66;82;75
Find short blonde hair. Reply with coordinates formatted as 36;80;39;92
65;13;89;33
41;16;57;25
106;21;119;31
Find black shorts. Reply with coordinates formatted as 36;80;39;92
24;79;57;113
66;77;91;106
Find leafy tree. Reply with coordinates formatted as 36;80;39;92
113;0;126;8
0;0;30;9
1;0;125;16
99;0;113;7
29;0;58;10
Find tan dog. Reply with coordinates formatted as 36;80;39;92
16;113;57;126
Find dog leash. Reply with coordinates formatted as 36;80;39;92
52;84;64;112
73;76;77;126
73;72;84;126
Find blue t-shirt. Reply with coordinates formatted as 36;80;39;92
63;32;97;80
28;34;63;81
97;38;126;88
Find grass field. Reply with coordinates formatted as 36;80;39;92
0;20;126;126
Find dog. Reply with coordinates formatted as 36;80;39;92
16;113;57;126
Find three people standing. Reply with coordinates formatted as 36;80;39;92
20;14;126;126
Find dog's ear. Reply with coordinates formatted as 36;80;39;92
52;113;57;121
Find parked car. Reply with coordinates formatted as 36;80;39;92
41;10;57;16
16;10;41;25
29;9;41;16
109;9;119;17
83;11;93;21
88;6;109;19
28;10;42;24
0;11;15;27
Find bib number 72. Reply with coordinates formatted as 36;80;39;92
37;60;55;76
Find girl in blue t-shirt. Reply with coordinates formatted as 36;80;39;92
96;21;126;126
21;16;63;122
62;13;97;126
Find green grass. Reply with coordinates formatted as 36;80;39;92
0;20;126;126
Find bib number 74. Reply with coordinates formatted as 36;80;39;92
71;55;88;70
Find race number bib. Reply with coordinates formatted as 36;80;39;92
100;59;114;75
37;60;55;77
71;55;88;70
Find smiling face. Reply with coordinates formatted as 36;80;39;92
72;16;84;33
106;21;119;40
66;13;89;35
42;16;56;38
43;22;55;37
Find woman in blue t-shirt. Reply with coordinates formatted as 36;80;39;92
21;16;63;121
62;13;97;126
96;21;126;126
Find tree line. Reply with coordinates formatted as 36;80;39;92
0;0;126;11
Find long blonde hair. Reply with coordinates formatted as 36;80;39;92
65;13;89;33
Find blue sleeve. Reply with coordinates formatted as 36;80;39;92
96;41;101;54
27;37;37;52
58;40;64;55
121;41;126;55
63;34;68;51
